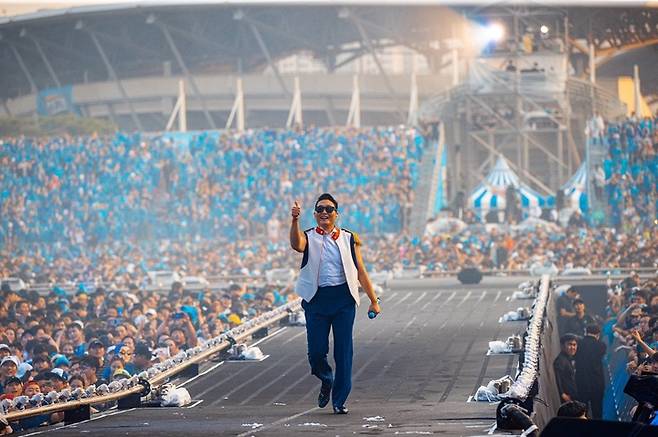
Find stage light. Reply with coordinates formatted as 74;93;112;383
477;23;505;44
540;25;549;34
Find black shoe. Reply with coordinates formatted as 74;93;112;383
318;383;331;408
333;406;349;414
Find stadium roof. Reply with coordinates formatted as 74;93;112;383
1;2;657;101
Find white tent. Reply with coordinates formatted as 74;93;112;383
470;156;548;212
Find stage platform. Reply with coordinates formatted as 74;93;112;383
17;277;527;436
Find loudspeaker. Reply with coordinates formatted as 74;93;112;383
541;418;656;436
457;267;482;284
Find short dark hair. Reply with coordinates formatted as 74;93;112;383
566;287;578;295
573;299;585;306
34;372;50;382
560;334;579;345
315;193;338;210
4;376;22;386
585;324;601;335
68;374;87;386
134;342;151;358
556;400;587;418
170;327;185;337
80;356;101;370
33;356;49;365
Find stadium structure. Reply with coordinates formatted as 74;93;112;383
1;2;657;222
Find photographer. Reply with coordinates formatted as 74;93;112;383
634;352;658;376
156;305;198;350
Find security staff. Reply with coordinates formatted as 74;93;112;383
290;193;380;414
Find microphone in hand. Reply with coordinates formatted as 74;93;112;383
368;297;381;319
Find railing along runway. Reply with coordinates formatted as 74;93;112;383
17;277;527;437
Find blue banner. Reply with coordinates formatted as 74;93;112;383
37;86;76;116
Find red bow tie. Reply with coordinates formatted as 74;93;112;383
315;227;340;240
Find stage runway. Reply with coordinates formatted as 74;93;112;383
19;277;530;436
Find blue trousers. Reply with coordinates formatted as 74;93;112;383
301;282;356;408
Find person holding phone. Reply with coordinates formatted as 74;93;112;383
290;193;380;415
155;310;198;350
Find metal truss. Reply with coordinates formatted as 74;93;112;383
343;8;405;122
8;42;37;94
28;34;62;88
85;27;143;131
153;17;216;129
1;4;656;115
235;10;290;97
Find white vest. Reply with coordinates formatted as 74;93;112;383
295;228;360;306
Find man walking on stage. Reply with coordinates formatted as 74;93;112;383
290;193;380;414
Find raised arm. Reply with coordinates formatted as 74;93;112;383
290;200;306;253
631;329;656;356
616;303;638;329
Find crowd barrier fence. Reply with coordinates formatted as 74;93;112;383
497;275;561;429
22;266;655;295
533;277;562;428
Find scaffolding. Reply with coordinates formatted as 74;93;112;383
418;7;626;203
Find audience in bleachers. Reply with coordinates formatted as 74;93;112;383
597;114;658;231
598;272;658;420
0;127;423;248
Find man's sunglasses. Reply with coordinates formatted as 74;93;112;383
315;205;337;214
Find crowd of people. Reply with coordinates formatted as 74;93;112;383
0;121;656;431
375;224;656;273
0;127;423;250
605;272;658;404
1;219;656;290
1;123;655;286
551;272;658;422
589;114;658;231
0;278;291;431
